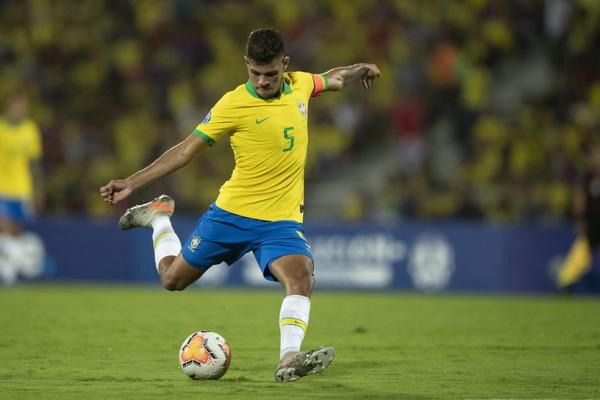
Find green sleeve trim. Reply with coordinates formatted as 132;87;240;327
193;129;215;146
320;74;329;91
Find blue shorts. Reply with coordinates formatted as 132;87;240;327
0;197;30;223
181;204;313;282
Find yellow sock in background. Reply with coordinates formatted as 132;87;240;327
557;236;592;288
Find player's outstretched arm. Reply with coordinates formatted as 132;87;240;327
321;63;380;92
99;134;210;205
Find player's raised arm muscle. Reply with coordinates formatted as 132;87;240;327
99;134;210;205
321;63;380;92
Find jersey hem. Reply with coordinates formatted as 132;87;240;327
214;199;304;224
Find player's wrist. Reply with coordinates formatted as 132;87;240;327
124;176;141;192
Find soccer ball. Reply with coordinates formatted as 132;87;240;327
178;331;231;380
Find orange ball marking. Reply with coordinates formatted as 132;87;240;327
180;335;211;363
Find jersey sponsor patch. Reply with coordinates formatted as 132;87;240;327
201;111;212;124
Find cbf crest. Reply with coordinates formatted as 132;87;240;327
188;235;202;252
201;110;212;124
297;101;307;120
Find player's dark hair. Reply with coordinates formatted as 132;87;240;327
246;29;285;64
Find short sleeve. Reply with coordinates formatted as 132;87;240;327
193;94;237;146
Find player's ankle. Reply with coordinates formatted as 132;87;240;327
151;214;172;230
279;350;299;366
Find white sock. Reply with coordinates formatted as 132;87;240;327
151;215;181;272
0;235;18;286
279;295;311;360
1;235;22;263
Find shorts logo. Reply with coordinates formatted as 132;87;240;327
188;235;202;252
201;111;212;124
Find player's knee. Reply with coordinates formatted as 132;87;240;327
287;264;315;294
298;261;314;279
162;275;186;291
296;264;314;284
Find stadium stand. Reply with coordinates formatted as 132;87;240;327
0;0;598;223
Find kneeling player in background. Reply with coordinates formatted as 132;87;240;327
0;92;45;286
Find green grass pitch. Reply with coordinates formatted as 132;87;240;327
1;285;599;399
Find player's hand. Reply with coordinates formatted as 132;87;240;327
361;64;380;90
99;179;133;205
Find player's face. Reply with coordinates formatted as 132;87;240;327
245;56;289;99
5;95;28;122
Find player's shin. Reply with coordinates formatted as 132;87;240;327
279;295;311;359
151;215;181;272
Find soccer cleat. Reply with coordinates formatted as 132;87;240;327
118;194;175;230
274;346;335;383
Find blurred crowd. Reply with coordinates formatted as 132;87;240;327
0;0;598;223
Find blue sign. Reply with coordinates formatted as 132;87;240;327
27;217;599;293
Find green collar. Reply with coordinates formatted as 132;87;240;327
245;79;292;100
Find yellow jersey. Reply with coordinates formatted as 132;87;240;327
0;117;42;200
194;71;327;223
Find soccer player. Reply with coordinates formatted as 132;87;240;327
100;29;380;382
555;140;600;291
0;92;45;285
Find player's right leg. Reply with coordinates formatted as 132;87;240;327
118;194;207;290
119;196;247;291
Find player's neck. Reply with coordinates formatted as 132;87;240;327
3;115;25;126
261;83;283;100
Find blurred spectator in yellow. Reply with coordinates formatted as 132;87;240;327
0;0;598;223
0;92;46;285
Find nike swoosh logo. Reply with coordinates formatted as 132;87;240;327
256;117;271;124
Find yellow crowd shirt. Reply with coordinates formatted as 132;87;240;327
0;117;42;200
194;71;328;222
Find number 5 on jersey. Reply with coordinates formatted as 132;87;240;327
283;127;294;152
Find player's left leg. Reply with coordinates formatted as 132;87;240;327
269;254;335;382
120;196;251;291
